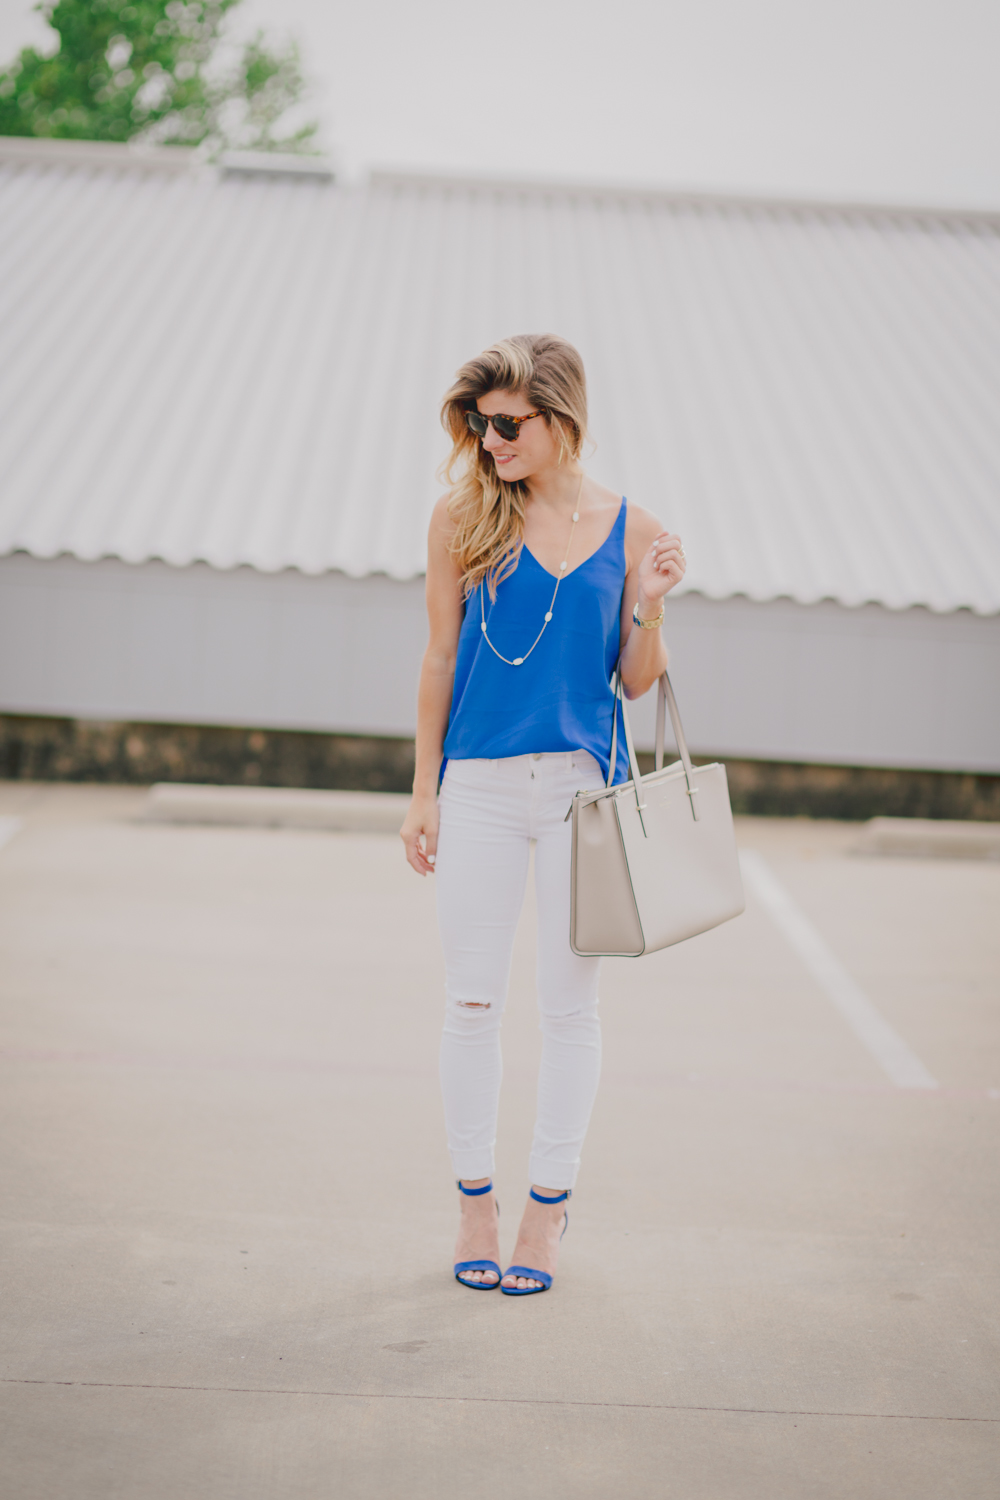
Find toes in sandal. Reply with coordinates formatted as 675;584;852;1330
454;1179;501;1290
501;1188;570;1296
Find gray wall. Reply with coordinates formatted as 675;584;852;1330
1;552;998;773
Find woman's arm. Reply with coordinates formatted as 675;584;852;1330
400;496;465;874
617;505;686;699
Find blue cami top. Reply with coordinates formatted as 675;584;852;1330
443;497;630;785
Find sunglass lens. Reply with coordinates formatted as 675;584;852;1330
492;416;519;441
466;411;488;437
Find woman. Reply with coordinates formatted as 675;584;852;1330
400;333;686;1295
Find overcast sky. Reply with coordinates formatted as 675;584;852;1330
2;0;998;208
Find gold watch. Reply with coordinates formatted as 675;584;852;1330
633;601;665;630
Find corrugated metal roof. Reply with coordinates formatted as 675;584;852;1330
1;142;999;613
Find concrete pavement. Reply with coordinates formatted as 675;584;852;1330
0;781;997;1498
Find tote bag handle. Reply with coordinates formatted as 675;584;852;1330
607;667;700;824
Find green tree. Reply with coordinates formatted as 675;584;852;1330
0;0;317;153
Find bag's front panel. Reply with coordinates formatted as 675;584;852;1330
570;794;644;956
615;764;745;951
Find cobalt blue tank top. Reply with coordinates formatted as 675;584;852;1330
443;497;630;785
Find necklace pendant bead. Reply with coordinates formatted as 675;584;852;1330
478;474;582;670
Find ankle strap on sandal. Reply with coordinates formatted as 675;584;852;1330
529;1188;571;1204
457;1180;493;1196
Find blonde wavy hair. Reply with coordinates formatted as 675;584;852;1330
440;333;589;600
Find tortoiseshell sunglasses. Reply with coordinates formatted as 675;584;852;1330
466;408;547;442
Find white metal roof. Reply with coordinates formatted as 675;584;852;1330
1;139;999;614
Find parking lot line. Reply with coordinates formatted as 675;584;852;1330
0;816;22;851
739;849;939;1091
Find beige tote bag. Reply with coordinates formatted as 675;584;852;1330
569;668;745;957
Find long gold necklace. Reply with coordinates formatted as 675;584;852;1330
479;475;585;668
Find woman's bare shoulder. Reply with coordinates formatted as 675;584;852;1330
426;493;463;595
430;491;455;526
624;500;668;555
428;492;457;546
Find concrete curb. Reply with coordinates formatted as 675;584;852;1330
856;816;1000;860
142;783;409;834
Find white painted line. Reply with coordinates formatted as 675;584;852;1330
0;816;23;851
739;849;938;1091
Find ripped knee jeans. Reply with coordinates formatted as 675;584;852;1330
435;751;604;1191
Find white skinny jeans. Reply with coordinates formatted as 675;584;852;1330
436;750;606;1191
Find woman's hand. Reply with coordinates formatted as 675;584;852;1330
635;531;686;612
401;793;439;876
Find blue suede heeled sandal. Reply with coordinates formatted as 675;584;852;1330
453;1180;501;1290
500;1188;571;1296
